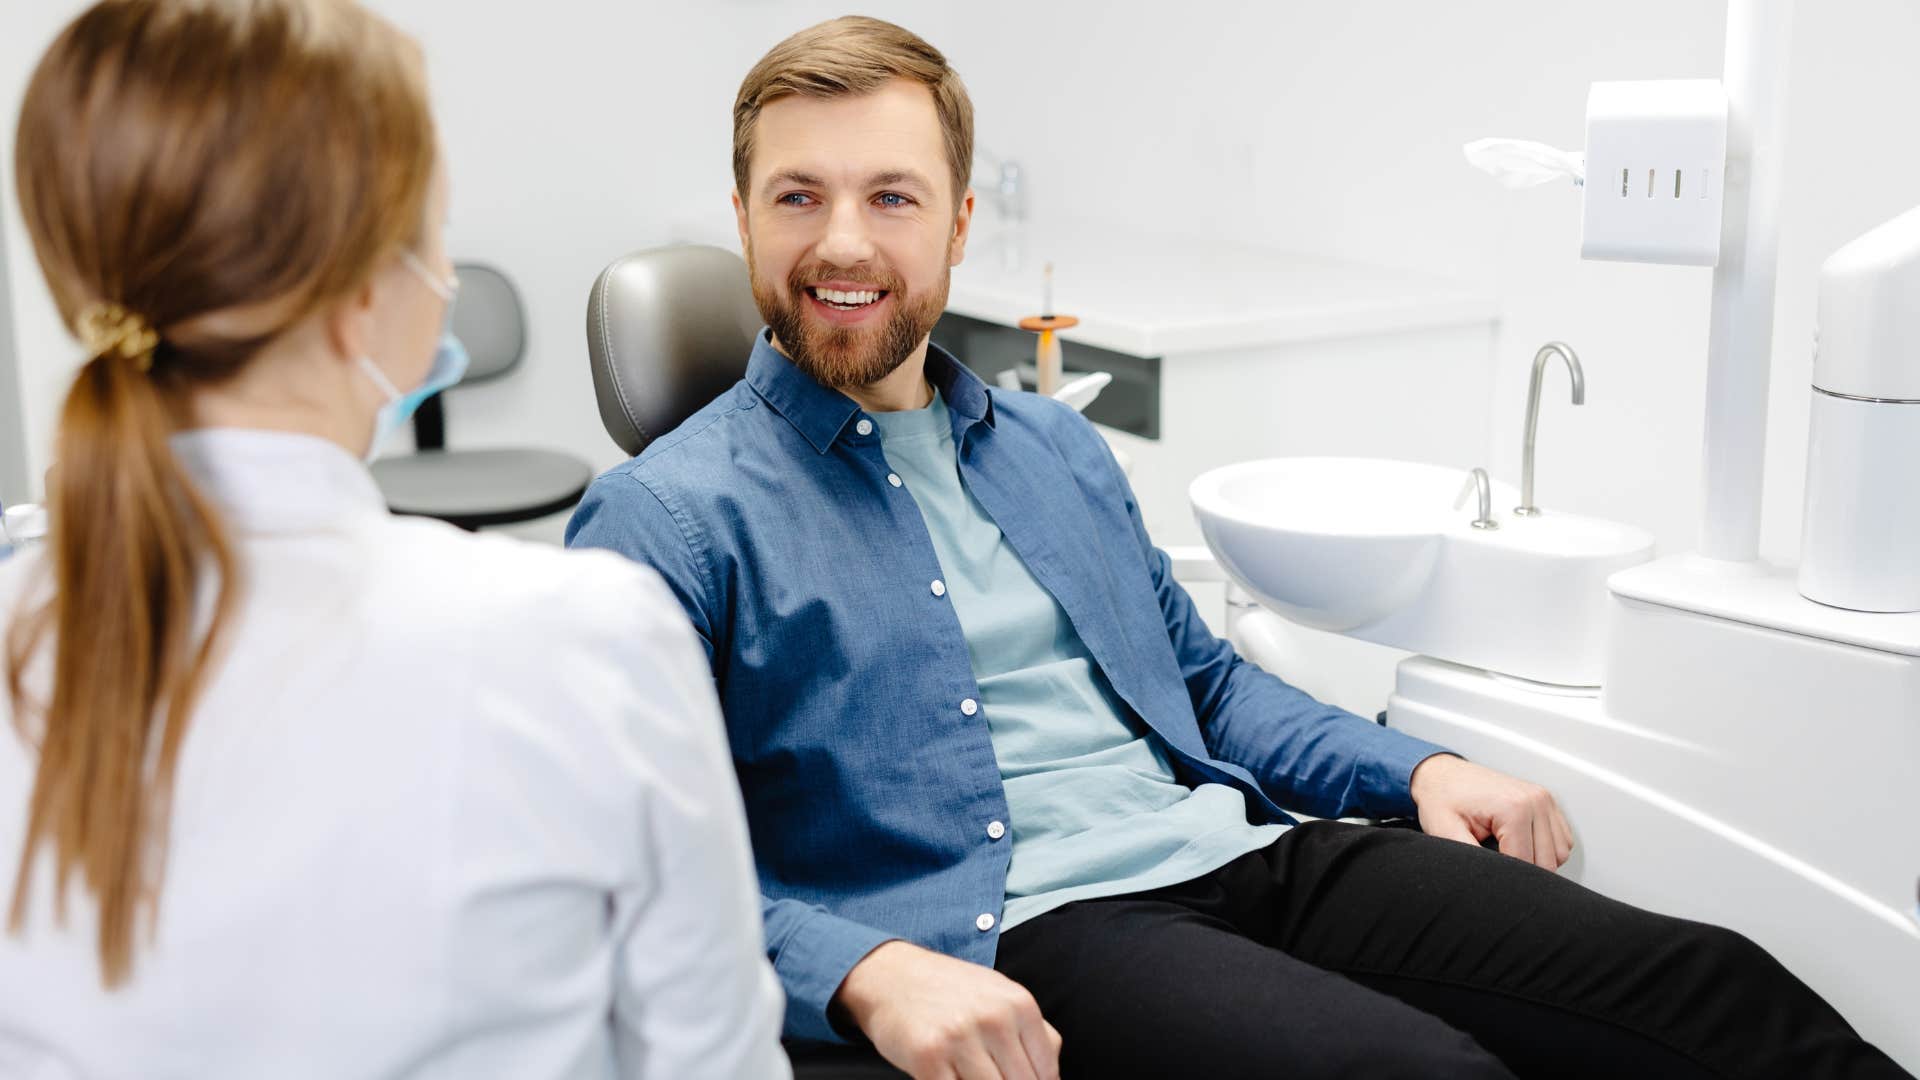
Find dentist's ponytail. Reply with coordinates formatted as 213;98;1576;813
5;323;239;989
5;0;436;988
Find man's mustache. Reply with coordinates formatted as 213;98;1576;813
787;266;905;293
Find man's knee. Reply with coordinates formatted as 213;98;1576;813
1668;918;1786;985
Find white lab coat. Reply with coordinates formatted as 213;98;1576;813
0;429;788;1080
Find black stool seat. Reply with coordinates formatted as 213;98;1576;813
371;446;591;530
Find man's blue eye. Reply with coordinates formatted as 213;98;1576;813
778;193;811;206
877;193;910;208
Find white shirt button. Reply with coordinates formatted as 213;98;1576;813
961;698;978;716
888;473;903;487
855;418;874;436
931;579;946;597
976;913;996;932
986;820;1006;840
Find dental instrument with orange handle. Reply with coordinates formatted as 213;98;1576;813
1018;263;1078;396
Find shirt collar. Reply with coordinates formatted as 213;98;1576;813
745;328;996;455
924;339;996;432
170;427;388;534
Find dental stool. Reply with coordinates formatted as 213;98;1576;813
371;262;593;530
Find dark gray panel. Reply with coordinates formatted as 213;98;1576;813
931;312;1161;440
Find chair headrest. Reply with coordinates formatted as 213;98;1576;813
585;245;763;457
451;262;525;384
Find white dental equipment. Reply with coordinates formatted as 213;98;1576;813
1210;1;1920;1067
1798;204;1920;612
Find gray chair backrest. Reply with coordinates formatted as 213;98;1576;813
585;245;763;457
451;262;525;385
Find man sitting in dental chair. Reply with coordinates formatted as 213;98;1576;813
568;16;1905;1080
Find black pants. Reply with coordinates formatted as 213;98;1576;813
792;821;1909;1079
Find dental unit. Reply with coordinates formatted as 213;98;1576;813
1190;0;1919;1069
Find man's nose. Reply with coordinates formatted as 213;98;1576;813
814;196;876;268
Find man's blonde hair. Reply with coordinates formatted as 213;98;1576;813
732;15;974;208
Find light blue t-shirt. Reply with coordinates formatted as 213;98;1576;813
874;388;1284;929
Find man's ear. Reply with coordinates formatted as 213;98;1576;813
949;186;975;268
733;188;751;258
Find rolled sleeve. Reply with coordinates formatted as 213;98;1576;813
1360;742;1456;820
763;899;898;1044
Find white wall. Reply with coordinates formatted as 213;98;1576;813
5;1;1918;563
0;206;26;505
0;1;85;503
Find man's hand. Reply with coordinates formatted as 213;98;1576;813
1410;753;1573;871
833;940;1062;1080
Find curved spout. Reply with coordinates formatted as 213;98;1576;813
1455;467;1498;530
1517;342;1585;516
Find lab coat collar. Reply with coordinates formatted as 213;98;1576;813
170;427;388;534
744;327;995;455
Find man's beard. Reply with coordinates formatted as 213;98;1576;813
748;245;951;390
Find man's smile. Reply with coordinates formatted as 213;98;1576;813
804;282;893;323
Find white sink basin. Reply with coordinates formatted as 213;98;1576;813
1191;457;1655;687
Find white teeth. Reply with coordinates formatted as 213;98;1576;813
813;287;881;306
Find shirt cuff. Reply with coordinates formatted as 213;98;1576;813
771;907;899;1044
1362;728;1458;819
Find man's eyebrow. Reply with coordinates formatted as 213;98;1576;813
869;169;934;193
760;168;938;197
762;169;827;196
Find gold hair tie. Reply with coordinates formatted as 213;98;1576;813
76;302;160;372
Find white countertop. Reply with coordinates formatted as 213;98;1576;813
1609;555;1920;657
952;223;1500;357
669;211;1499;358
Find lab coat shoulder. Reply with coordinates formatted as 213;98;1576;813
360;516;731;841
364;515;699;688
366;512;682;642
368;520;785;1078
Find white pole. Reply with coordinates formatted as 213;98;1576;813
1698;0;1794;562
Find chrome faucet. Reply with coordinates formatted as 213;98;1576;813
1516;342;1586;517
1455;467;1499;530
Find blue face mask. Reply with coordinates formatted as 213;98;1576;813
358;252;467;461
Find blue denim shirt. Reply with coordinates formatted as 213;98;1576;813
566;332;1452;1043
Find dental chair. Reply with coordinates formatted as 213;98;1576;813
586;244;907;1079
371;262;594;530
584;245;765;456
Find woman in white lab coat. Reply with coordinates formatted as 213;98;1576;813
0;2;786;1077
